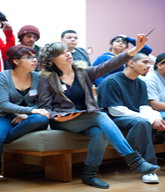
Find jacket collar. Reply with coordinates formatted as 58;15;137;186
40;68;86;102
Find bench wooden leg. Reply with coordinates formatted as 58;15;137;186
45;153;72;182
2;152;43;176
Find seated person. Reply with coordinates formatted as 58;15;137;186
0;12;15;71
17;25;41;71
0;45;50;174
97;53;164;184
93;34;152;86
61;30;91;68
141;53;165;141
37;35;159;189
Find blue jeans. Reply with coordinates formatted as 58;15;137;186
50;112;134;167
0;114;49;168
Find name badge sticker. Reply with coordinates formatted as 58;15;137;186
62;84;67;90
29;89;38;97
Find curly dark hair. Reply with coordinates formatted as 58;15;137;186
39;42;68;74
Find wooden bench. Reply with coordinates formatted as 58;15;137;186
2;129;165;182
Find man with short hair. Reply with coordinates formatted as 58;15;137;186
0;12;15;71
97;53;165;184
61;30;91;68
17;25;41;71
141;53;165;141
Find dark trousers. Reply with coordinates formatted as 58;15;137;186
112;116;157;165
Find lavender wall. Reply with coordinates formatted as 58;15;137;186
86;0;165;64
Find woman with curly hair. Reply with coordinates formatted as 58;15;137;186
38;35;159;189
0;45;50;174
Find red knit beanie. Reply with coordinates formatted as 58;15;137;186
17;25;40;40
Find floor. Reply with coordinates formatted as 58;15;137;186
1;158;165;192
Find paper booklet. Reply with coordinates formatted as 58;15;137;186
61;108;104;117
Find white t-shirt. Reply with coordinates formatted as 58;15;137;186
140;70;165;102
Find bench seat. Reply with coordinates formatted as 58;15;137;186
2;129;165;182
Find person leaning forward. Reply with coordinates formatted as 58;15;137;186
37;34;159;189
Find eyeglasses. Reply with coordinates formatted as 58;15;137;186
160;59;165;64
20;56;37;60
114;39;127;44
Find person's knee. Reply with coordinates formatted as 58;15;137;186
37;115;49;126
133;117;152;132
29;114;49;128
97;112;111;122
139;119;151;128
133;117;150;126
86;126;107;143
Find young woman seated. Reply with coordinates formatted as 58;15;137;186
0;45;50;174
37;35;159;189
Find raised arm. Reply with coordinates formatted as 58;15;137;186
127;34;148;57
86;34;148;83
126;36;152;55
118;34;152;55
1;22;15;60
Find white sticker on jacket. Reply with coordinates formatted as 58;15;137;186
62;84;67;90
29;89;38;96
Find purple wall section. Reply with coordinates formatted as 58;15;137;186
86;0;165;64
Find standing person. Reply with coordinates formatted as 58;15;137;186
0;12;15;71
17;25;41;71
38;35;159;189
61;30;91;68
93;35;152;86
97;53;164;184
0;45;50;174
